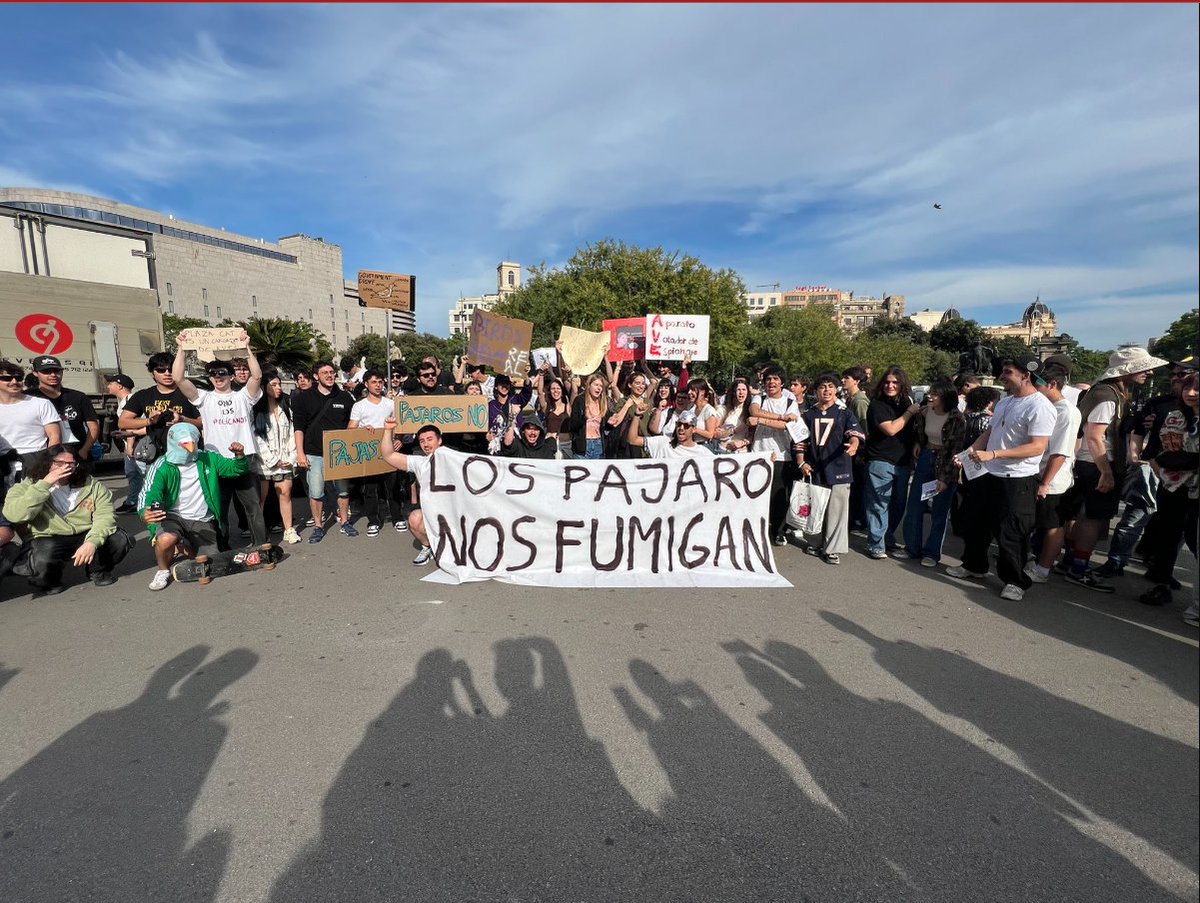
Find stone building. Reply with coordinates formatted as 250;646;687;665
982;299;1058;345
742;284;905;333
0;188;392;350
448;262;522;337
910;308;962;331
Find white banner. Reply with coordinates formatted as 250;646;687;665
415;448;791;588
645;313;710;361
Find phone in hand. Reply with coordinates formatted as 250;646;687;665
148;501;164;512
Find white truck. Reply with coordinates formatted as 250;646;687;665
1;204;166;453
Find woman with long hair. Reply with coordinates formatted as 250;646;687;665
687;378;722;448
902;380;967;565
569;374;610;459
863;365;920;559
608;371;652;458
537;375;575;459
642;380;677;437
717;378;754;453
252;370;300;544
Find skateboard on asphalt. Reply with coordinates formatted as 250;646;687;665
171;544;283;585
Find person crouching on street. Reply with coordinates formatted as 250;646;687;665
2;445;134;594
139;422;249;591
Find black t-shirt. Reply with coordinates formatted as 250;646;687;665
292;386;355;455
125;386;200;423
31;387;98;445
865;397;913;465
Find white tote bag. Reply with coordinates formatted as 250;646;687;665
786;477;831;534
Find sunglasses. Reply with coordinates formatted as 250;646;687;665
0;374;20;382
209;369;232;378
152;367;171;374
38;369;63;375
419;372;436;378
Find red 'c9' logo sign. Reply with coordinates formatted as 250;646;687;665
16;314;74;356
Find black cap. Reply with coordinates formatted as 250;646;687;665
105;373;135;390
1043;353;1073;374
31;355;62;371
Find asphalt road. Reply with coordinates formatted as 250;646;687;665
1;468;1197;903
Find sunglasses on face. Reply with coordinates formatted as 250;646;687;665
209;370;232;378
39;369;62;375
0;374;20;382
152;367;171;374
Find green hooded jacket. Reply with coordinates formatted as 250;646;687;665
138;451;248;543
2;477;116;546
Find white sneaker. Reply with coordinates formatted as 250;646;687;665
920;557;937;568
282;528;301;544
148;569;171;591
1000;584;1025;601
1023;563;1049;584
945;565;988;580
412;546;434;566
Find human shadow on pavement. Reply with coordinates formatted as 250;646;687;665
0;661;17;694
821;612;1200;875
271;640;654;902
0;644;257;903
927;536;1199;704
723;638;1178;902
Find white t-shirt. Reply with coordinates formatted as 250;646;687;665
1040;397;1082;495
644;435;715;459
195;387;261;458
694;403;719;432
0;395;60;454
350;396;392;429
175;463;211;521
751;394;809;457
48;484;83;516
1062;385;1082;408
1075;400;1117;464
984;392;1057;478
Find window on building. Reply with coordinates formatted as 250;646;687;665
329;293;333;304
330;307;335;318
252;295;257;308
507;271;514;287
202;288;208;301
361;325;365;334
216;306;222;319
167;300;174;313
344;310;348;320
166;282;173;297
204;304;210;317
308;308;313;319
360;311;364;321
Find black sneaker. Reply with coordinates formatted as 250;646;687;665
1138;585;1173;607
1094;560;1124;578
1144;573;1182;590
92;573;117;587
1065;570;1115;594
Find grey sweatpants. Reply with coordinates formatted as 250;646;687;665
804;482;852;555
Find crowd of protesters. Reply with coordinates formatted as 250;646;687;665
0;337;1195;626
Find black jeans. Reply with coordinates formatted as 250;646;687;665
769;461;791;539
218;471;266;549
960;473;1038;589
1145;485;1198;584
361;471;405;528
27;529;134;587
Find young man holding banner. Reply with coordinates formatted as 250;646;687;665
626;409;713;458
378;419;445;566
349;371;404;537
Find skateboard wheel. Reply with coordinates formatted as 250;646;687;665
198;576;212;586
263;562;275;571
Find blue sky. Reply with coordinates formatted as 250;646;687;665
1;4;1196;349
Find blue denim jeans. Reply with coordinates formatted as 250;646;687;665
903;448;957;561
122;454;144;506
583;438;604;459
865;459;911;555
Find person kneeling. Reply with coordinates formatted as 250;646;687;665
1;445;134;594
139;423;249;591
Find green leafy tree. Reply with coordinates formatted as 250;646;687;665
744;306;850;378
929;317;986;355
1150;310;1198;366
492;240;749;375
390;332;464;370
848;334;932;385
1066;346;1111;384
923;350;960;383
343;333;389;373
990;336;1034;368
161;314;209;353
863;316;928;346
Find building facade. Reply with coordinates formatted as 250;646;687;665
982;299;1058;345
448;261;522;337
742;284;905;333
0;188;393;350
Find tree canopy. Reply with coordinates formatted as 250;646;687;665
928;317;986;354
862;316;928;346
1151;310;1198;366
491;240;749;375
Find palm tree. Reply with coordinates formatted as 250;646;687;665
241;317;330;375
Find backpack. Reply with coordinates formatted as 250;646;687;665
133;433;161;463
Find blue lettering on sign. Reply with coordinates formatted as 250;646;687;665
397;400;482;429
328;438;381;465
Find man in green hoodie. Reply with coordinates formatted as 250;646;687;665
139;422;248;591
2;445;134;594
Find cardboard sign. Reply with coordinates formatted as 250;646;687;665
469;309;533;378
603;317;646;362
645;314;709;361
394;395;488;434
176;327;248;362
323;429;394;480
558;325;611;375
358;270;415;313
